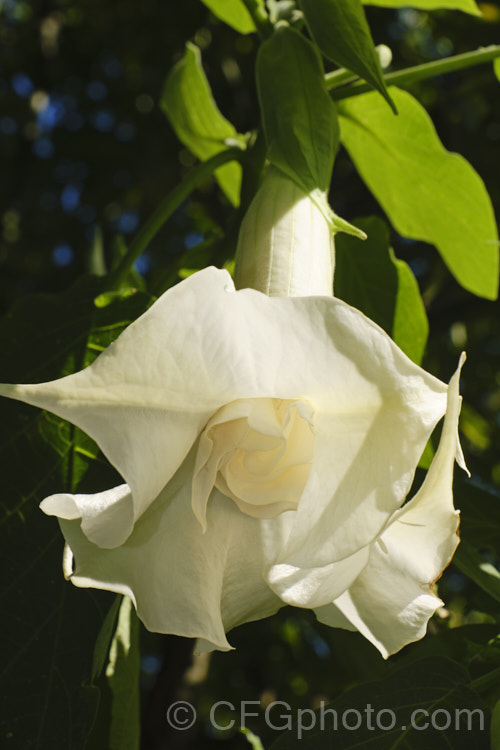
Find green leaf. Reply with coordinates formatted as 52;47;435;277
86;598;140;750
363;0;480;14
257;23;338;193
391;255;429;363
335;216;428;363
300;0;395;112
107;597;140;750
161;43;242;206
269;657;488;749
454;541;500;605
0;277;153;749
200;0;256;33
339;88;499;299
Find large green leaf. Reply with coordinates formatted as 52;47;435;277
300;0;395;111
363;0;480;13
339;88;499;299
270;657;489;749
257;23;338;193
161;43;242;206
200;0;256;33
0;278;152;750
335;216;428;363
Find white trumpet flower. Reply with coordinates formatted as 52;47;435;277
0;169;465;657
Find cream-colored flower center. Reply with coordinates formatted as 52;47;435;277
192;398;314;529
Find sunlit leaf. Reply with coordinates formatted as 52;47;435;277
339;88;499;299
161;43;242;206
300;0;395;111
200;0;256;33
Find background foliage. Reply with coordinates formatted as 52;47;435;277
1;1;500;748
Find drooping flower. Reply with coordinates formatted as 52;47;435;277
0;168;465;657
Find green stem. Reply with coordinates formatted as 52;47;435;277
324;68;358;88
470;666;500;694
329;44;500;101
240;0;273;39
109;147;245;290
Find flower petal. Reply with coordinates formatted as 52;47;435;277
40;485;134;549
192;397;314;530
253;296;447;569
267;377;445;574
315;356;464;657
42;450;282;649
1;267;446;554
0;270;235;531
267;545;370;608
